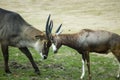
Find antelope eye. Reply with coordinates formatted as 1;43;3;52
50;38;54;42
50;37;53;41
44;42;47;47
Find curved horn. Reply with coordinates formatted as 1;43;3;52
56;24;62;33
46;14;51;35
49;20;53;33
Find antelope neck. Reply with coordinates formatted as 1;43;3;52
59;34;79;49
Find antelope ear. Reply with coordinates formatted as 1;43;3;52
35;34;45;40
56;30;63;35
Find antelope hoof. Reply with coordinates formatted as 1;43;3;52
5;70;12;74
35;70;40;75
80;77;84;80
89;75;92;80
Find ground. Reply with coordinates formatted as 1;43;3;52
0;0;120;80
0;0;120;33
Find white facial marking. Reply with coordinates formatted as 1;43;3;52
80;59;85;79
40;52;44;59
52;43;57;52
34;40;43;52
33;40;45;59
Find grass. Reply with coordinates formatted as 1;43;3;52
0;1;120;79
0;46;119;80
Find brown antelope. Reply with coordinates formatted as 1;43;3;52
45;16;120;80
0;8;51;74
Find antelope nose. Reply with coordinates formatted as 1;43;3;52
43;55;47;59
54;50;58;53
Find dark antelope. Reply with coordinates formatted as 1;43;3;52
46;16;120;80
0;8;51;74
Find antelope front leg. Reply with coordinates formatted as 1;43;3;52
80;53;86;79
117;64;120;78
117;58;120;78
19;47;40;75
113;53;120;78
1;44;11;73
86;53;91;80
80;59;85;79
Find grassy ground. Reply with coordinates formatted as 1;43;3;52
0;47;119;80
0;0;120;80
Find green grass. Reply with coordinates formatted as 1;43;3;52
0;46;119;80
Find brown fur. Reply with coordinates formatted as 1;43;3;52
0;8;50;74
50;29;120;80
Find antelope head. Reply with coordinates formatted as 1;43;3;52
37;15;52;59
46;15;62;53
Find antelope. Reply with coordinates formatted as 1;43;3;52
0;8;51;74
45;16;120;80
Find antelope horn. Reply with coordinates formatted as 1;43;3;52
56;24;62;33
46;14;51;36
49;20;53;33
